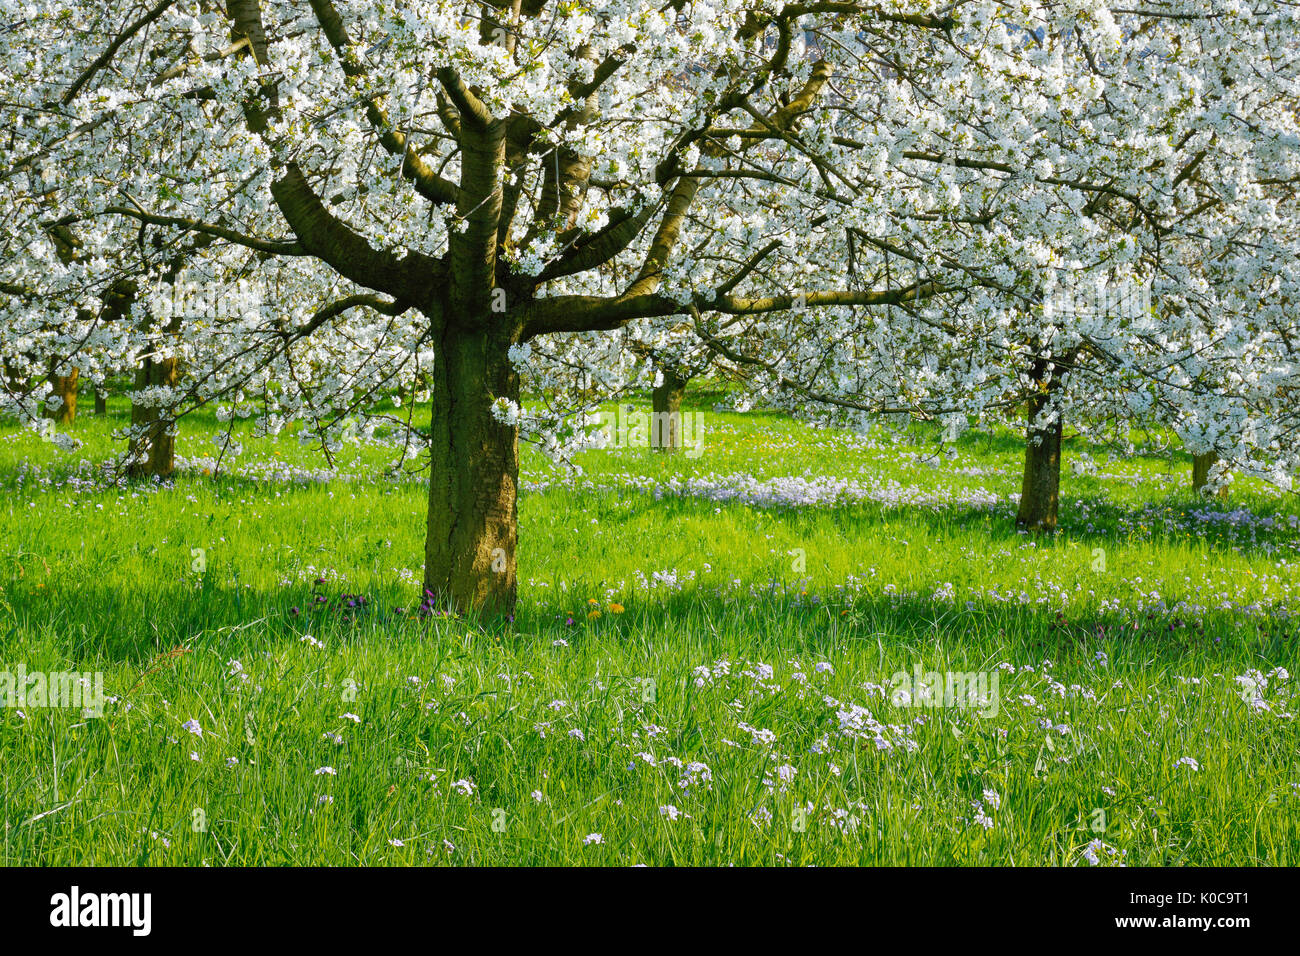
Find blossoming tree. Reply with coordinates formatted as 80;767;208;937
2;0;1297;613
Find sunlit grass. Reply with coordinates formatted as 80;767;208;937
0;388;1297;865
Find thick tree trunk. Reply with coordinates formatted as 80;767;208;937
651;367;687;452
1191;450;1225;496
94;391;107;416
424;325;519;616
1016;360;1065;533
128;350;180;479
44;364;78;424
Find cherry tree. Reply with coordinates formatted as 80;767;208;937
2;0;1296;613
676;1;1300;527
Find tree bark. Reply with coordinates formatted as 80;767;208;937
651;366;687;451
44;363;79;424
1016;359;1065;533
94;391;107;416
128;313;181;478
424;324;519;616
1191;450;1225;496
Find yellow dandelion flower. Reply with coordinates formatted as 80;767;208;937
608;603;624;614
587;609;602;620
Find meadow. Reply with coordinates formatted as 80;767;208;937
1;391;1297;866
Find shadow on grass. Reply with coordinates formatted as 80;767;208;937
526;477;1300;561
6;543;1292;670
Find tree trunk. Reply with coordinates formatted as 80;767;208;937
1016;359;1065;533
651;367;687;451
93;280;135;422
424;325;519;617
1191;451;1225;496
128;351;180;479
44;364;78;424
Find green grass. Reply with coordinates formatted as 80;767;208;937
0;390;1297;865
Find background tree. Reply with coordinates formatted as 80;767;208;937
3;0;1297;612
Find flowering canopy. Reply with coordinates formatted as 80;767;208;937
1;0;1297;609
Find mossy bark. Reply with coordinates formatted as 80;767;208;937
423;323;520;616
651;367;687;452
1191;451;1226;497
44;363;79;425
1016;359;1066;533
